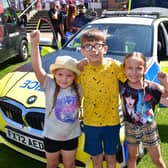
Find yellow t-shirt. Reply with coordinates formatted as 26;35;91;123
77;58;126;126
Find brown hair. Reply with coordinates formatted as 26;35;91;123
48;76;81;117
80;28;106;46
66;4;77;31
123;52;147;68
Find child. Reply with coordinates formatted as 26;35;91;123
121;52;168;168
30;30;81;168
77;28;127;168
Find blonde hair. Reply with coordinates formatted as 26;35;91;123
52;76;80;110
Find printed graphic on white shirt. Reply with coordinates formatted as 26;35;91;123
54;96;78;123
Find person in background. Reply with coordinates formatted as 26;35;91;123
72;4;91;33
41;0;46;9
66;4;77;32
58;3;68;46
121;52;167;168
84;0;91;9
67;0;74;5
30;30;81;168
65;4;77;42
48;1;59;41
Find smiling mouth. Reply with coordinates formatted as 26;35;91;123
90;54;98;57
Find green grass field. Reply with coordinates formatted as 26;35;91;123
137;108;168;168
0;58;168;168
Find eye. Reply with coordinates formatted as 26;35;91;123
94;43;104;50
57;72;63;76
82;44;92;51
67;74;73;77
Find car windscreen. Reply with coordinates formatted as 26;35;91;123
65;23;153;61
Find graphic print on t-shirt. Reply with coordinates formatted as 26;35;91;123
122;83;161;125
54;96;78;123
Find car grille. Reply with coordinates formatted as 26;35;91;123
25;112;44;130
0;99;45;131
0;101;24;124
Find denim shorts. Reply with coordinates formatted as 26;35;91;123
83;124;120;156
125;121;160;148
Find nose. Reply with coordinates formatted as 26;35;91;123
90;47;99;54
62;75;68;81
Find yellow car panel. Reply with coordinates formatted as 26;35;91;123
160;61;168;73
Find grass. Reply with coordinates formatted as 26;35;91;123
0;58;168;168
137;108;168;168
0;57;30;79
0;144;45;168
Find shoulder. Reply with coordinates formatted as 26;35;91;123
145;80;163;94
104;57;122;68
43;75;56;89
104;57;121;64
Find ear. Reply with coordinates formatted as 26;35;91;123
80;47;86;57
103;45;108;54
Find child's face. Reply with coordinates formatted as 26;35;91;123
53;68;76;89
124;56;146;85
80;40;108;66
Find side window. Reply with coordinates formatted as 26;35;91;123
157;22;168;61
4;7;17;24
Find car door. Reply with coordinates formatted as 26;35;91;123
0;0;19;62
3;7;19;55
0;0;10;62
157;21;168;73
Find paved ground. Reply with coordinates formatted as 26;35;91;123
27;32;54;43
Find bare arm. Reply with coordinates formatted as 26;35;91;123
158;71;168;91
77;59;88;71
30;30;46;85
59;23;65;37
158;71;168;106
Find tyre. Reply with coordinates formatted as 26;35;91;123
18;39;29;61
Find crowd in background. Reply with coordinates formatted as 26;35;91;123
8;0;97;46
47;0;97;46
9;0;94;11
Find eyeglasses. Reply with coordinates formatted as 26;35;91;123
82;43;105;51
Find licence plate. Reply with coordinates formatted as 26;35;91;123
5;127;44;152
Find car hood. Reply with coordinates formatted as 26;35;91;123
0;71;45;108
52;49;84;60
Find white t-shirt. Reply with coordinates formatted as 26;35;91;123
42;75;81;141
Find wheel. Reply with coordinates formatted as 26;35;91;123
18;39;29;61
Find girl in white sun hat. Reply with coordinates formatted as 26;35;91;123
30;30;81;168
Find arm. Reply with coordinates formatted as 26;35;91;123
30;30;46;85
59;23;65;38
158;71;168;106
158;71;168;91
160;97;168;106
77;59;88;71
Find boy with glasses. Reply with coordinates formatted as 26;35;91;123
77;28;127;168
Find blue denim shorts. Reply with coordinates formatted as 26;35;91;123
83;124;120;156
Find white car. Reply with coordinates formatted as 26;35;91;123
0;8;168;168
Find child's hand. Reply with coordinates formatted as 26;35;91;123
30;30;40;46
158;71;168;87
77;59;88;71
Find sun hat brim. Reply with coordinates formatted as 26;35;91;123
49;56;80;75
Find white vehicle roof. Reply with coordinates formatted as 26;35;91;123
90;16;154;26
